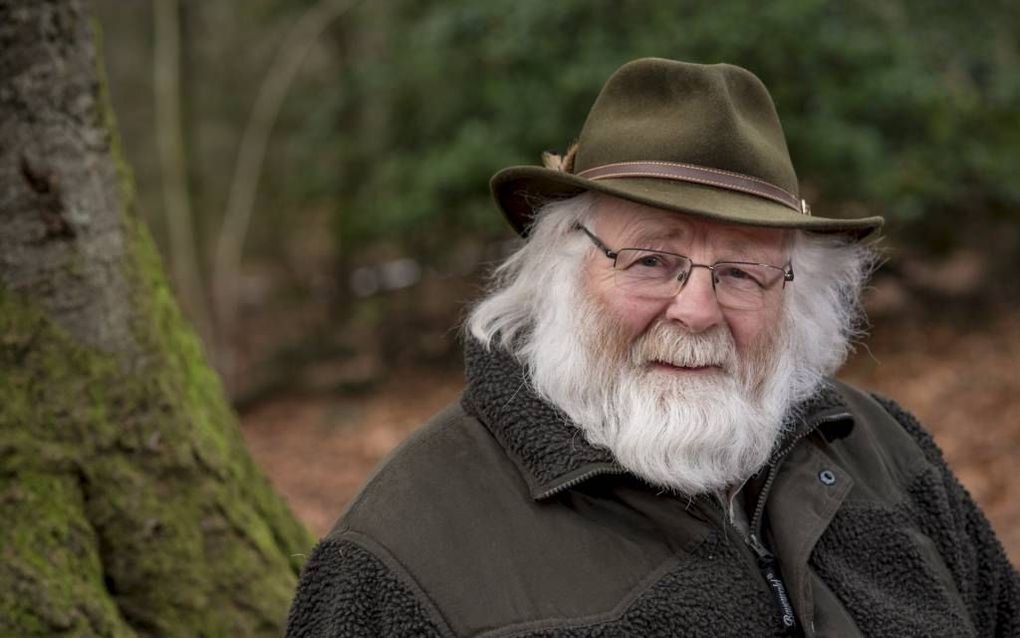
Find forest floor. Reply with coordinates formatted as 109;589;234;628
242;309;1020;566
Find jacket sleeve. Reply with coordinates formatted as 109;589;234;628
284;536;446;638
873;394;1020;637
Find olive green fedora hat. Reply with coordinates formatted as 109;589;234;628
491;58;883;239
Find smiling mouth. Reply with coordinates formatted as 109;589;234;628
650;361;723;374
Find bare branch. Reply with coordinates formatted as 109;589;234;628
212;0;361;391
154;0;213;345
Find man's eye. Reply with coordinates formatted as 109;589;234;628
636;255;666;268
617;250;684;274
718;266;765;287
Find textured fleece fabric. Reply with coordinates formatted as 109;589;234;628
285;341;1019;637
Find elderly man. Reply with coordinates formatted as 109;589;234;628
286;59;1018;637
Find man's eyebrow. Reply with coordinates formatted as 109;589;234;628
718;237;785;263
621;226;688;248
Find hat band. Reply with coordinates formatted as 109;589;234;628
576;161;810;215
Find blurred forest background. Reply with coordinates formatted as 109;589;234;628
93;0;1019;561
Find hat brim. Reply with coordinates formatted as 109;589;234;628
491;166;884;241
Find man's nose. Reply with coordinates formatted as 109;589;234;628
663;266;725;332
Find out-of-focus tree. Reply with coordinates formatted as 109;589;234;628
211;0;358;390
0;1;311;635
96;0;357;393
154;0;212;346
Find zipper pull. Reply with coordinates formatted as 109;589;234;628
748;534;798;635
748;533;773;563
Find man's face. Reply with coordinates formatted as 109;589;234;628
583;195;791;373
520;194;799;492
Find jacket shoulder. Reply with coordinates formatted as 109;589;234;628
823;381;1019;636
332;398;526;540
827;380;953;477
827;380;926;441
310;399;521;635
865;392;947;466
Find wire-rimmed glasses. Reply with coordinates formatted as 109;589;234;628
578;225;794;311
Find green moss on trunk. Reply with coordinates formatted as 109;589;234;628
0;294;134;637
0;472;134;637
0;6;314;637
1;271;313;636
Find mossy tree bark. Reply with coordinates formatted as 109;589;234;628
0;2;313;636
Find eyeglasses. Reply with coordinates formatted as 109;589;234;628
578;225;794;311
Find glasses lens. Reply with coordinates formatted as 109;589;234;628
613;249;690;298
713;263;784;310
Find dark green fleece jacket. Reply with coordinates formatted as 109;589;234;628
285;341;1019;637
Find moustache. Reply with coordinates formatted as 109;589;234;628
630;322;738;374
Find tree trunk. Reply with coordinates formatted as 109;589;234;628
0;2;313;636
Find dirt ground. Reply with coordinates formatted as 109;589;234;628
242;311;1020;565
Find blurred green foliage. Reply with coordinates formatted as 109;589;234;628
88;0;1020;382
96;0;1020;275
306;0;1020;260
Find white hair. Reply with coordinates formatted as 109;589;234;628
467;193;600;354
466;193;877;493
782;222;877;406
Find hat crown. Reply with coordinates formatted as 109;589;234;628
573;58;799;195
489;57;883;239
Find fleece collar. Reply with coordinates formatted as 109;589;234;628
461;337;852;501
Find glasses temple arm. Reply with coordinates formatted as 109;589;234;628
575;224;617;259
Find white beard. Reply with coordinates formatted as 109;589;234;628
523;287;797;495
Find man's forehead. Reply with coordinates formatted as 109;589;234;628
593;196;791;256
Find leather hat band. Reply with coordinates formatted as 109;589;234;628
576;161;811;216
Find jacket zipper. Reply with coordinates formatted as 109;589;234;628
537;409;851;634
706;496;799;635
535;465;627;500
748;532;798;633
725;410;851;635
